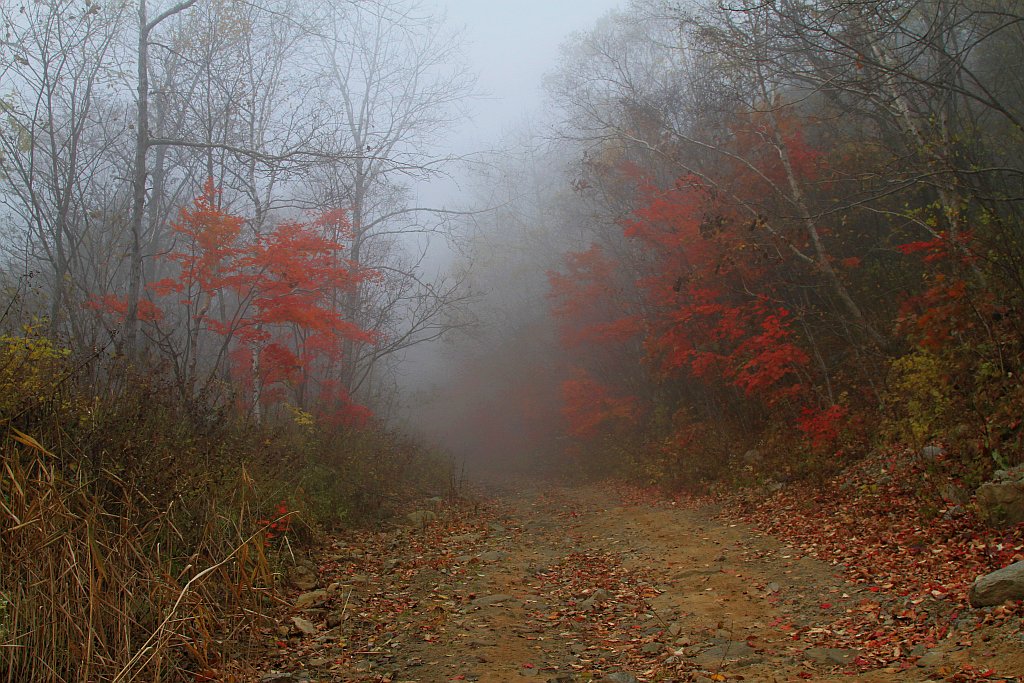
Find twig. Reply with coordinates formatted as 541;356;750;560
111;530;264;682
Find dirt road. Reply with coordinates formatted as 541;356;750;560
258;485;1023;682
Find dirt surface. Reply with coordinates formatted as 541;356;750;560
256;484;1024;682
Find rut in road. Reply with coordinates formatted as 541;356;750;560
260;485;1023;682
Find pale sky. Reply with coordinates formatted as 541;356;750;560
430;0;625;153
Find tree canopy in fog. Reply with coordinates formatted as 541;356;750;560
1;0;474;422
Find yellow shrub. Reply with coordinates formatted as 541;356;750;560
0;325;69;415
886;349;955;443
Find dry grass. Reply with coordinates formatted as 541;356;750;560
0;427;274;682
0;330;449;681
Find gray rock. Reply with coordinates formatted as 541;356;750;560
596;674;638;683
407;509;437;526
692;641;756;665
472;593;514;607
260;674;309;683
579;587;611;610
969;560;1024;606
938;482;970;505
293;589;328;610
290;616;318;636
977;479;1024;526
803;647;858;666
478;550;509;563
287;563;318;591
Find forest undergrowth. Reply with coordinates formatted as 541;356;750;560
0;331;451;683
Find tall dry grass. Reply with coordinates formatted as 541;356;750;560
0;329;449;681
0;427;274;682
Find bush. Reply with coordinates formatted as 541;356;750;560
0;334;449;680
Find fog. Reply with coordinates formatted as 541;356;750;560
395;1;626;480
7;0;1020;491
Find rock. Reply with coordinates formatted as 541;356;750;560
287;563;318;591
407;509;437;526
969;560;1024;606
472;593;514;607
692;641;756;666
478;550;509;563
803;647;858;666
977;476;1024;526
596;674;638;683
293;589;329;610
260;673;309;683
290;616;318;636
579;587;611;610
915;650;944;668
943;505;967;520
938;482;970;505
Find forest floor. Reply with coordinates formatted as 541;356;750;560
249;475;1024;683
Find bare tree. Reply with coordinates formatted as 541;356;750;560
0;0;129;342
307;0;477;407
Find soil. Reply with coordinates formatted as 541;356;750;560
254;483;1024;682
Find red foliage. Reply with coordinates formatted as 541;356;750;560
88;180;375;424
625;177;810;408
560;369;639;439
797;404;849;450
548;244;643;442
547;245;640;350
895;232;991;350
84;293;164;323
